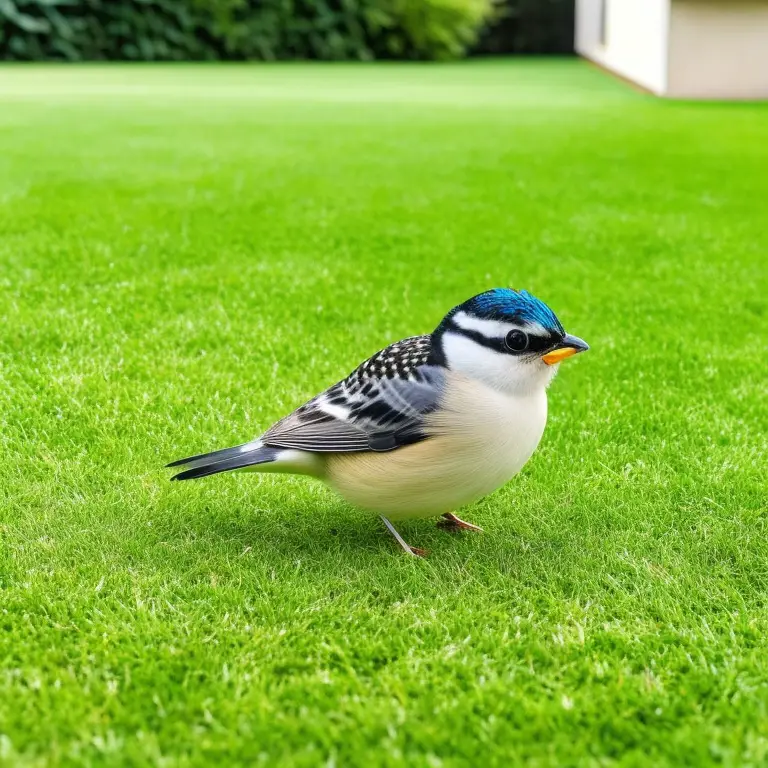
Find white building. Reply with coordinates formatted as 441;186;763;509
575;0;768;99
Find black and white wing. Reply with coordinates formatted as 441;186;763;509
261;335;445;453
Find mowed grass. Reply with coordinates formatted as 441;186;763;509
1;61;767;766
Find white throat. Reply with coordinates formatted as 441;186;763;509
440;331;558;397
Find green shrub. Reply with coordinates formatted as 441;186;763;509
195;0;497;61
0;0;569;61
198;0;384;61
0;0;220;60
374;0;498;60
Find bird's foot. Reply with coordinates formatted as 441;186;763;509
438;512;484;533
380;515;427;558
408;546;428;558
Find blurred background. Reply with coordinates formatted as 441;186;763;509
0;0;574;62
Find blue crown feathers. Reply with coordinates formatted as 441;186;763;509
462;288;565;334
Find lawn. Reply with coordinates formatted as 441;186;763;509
1;61;767;766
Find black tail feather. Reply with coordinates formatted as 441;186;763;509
166;442;251;469
169;444;279;481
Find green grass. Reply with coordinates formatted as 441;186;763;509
1;60;767;767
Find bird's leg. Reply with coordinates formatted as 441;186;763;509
438;512;484;533
380;515;427;557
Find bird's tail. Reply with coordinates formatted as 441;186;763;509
167;441;279;481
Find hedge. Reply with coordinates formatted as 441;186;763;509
478;0;574;55
0;0;574;61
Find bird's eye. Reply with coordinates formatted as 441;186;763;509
504;329;529;353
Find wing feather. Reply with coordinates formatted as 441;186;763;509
261;336;443;454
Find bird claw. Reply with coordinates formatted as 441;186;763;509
438;512;484;533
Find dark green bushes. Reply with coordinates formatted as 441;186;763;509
0;0;574;61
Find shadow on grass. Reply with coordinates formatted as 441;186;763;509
149;488;571;594
167;500;496;563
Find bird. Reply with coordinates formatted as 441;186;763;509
167;288;589;556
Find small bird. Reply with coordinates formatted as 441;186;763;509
168;289;588;556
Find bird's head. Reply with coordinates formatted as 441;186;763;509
433;288;589;395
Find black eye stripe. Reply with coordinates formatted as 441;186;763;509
526;334;558;354
446;321;560;356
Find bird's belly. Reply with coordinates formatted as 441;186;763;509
325;386;547;520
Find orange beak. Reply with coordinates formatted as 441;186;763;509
542;334;589;366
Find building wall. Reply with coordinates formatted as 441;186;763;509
667;0;768;99
575;0;670;94
574;0;604;53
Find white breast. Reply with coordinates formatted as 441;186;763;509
325;371;548;520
